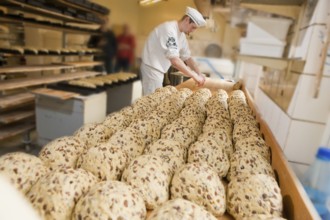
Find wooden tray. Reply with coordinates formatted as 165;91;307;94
175;78;319;220
32;88;80;100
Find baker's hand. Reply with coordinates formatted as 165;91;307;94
193;73;205;87
199;73;206;86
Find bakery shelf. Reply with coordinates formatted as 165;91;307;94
0;123;34;141
0;92;35;110
0;110;34;124
0;61;103;74
0;14;100;35
0;0;98;24
0;50;100;57
0;64;72;74
0;71;101;91
53;0;108;17
55;61;103;68
237;55;305;72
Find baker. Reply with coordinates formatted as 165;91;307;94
141;6;207;95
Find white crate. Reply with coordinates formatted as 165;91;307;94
247;16;292;41
36;92;107;146
240;38;286;58
106;80;142;114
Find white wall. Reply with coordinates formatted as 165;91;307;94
90;0;140;34
91;0;227;58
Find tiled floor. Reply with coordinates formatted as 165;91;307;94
0;130;41;157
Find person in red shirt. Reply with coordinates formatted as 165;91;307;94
115;24;135;72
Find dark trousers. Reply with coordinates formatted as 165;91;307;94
92;55;114;74
104;56;114;74
115;58;130;72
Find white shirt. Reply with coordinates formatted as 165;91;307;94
142;21;191;73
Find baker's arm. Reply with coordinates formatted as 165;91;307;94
185;57;201;74
169;57;205;86
186;57;206;81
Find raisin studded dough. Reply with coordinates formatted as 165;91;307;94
143;139;186;174
179;105;206;120
26;168;97;220
121;155;171;209
103;111;132;134
76;143;128;181
234;113;259;127
73;181;146;220
0;152;48;194
175;115;204;137
227;149;274;181
74;123;111;148
205;89;228;111
155;85;177;94
170;162;226;217
147;198;217;220
198;129;234;157
228;90;246;102
144;139;186;161
108;127;145;161
188;138;229;177
39;136;87;170
227;174;283;219
232;123;262;144
205;106;231;122
129;117;163;146
178;88;193;99
184;88;211;109
235;136;271;162
131;95;159;119
202;119;233;141
161;123;196;149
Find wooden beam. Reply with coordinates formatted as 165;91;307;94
237;55;289;70
240;3;301;19
241;0;304;5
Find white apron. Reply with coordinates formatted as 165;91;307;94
140;62;164;96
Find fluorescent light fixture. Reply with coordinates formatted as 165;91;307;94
139;0;164;6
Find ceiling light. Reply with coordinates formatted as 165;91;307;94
139;0;165;6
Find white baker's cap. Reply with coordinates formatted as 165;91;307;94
186;6;206;27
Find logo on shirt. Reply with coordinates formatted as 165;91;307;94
166;37;177;49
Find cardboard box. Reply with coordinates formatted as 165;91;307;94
240;38;286;58
247;16;292;42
